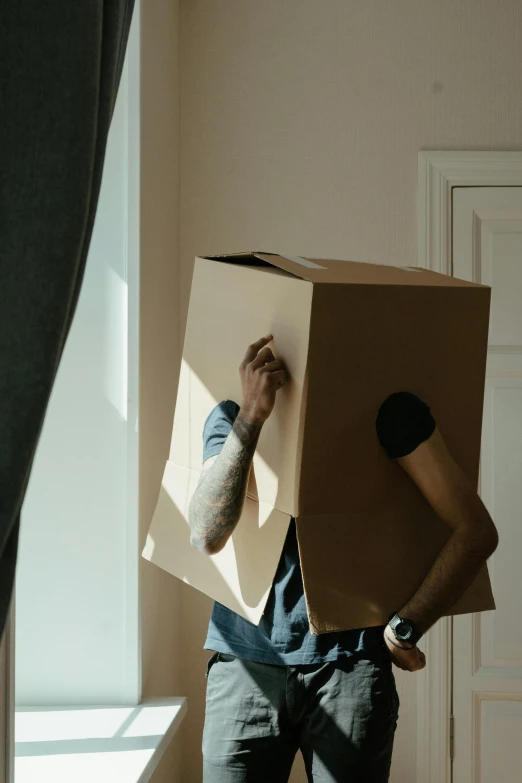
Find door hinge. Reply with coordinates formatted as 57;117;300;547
449;714;455;761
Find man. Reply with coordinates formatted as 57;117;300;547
189;335;498;782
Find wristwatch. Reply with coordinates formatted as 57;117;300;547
388;612;422;647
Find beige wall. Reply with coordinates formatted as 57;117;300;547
139;1;183;781
178;1;522;781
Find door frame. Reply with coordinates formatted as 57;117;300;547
416;151;522;783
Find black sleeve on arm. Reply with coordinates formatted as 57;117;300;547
202;400;240;462
376;391;436;459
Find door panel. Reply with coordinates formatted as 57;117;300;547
479;381;522;676
479;220;522;345
452;187;522;782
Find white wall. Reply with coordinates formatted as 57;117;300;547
16;21;140;705
178;1;522;781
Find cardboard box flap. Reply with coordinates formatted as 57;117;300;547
253;253;332;282
143;460;292;624
203;252;488;287
202;252;275;269
202;252;328;283
276;256;488;286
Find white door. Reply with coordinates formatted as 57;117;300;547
452;187;522;782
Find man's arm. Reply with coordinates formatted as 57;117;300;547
188;413;261;555
188;334;286;556
377;392;498;672
394;426;498;633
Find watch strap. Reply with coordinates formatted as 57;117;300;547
388;612;423;646
384;632;415;651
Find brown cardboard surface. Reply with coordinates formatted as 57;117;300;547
295;280;493;631
143;252;495;634
296;509;494;634
298;284;489;515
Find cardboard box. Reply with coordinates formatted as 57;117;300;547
143;252;494;633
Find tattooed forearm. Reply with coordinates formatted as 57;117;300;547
188;414;262;555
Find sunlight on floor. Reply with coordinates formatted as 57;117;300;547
15;700;187;783
16;748;155;783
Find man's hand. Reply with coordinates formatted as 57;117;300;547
188;335;286;555
239;335;287;424
384;628;427;672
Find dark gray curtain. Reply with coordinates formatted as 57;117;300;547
0;0;136;636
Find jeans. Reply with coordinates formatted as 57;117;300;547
0;0;135;637
202;644;399;783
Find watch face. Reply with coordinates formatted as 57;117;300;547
395;621;412;640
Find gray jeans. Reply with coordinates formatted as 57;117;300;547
203;645;399;783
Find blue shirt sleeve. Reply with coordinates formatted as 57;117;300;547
202;399;241;462
376;391;436;459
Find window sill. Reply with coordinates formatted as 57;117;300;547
15;697;187;783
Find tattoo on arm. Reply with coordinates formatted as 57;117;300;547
188;415;261;554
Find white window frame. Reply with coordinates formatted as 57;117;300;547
416;151;522;783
